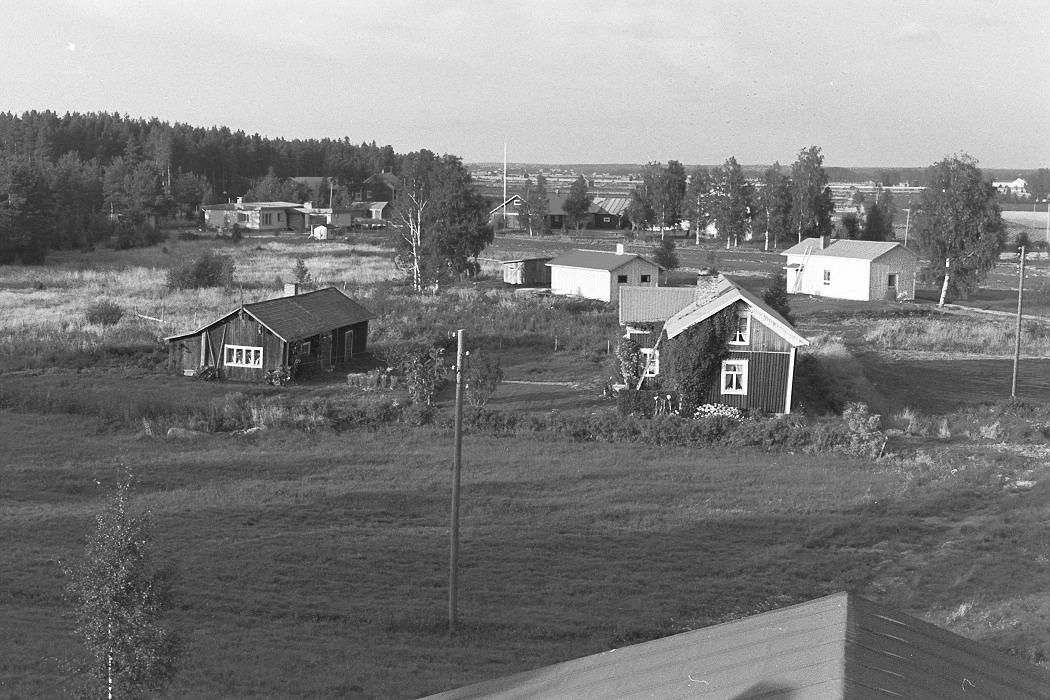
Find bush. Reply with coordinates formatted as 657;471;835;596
85;299;124;326
166;250;236;290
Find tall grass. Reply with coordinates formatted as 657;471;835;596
864;317;1050;355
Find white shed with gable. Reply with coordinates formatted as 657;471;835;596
547;246;660;302
783;237;919;301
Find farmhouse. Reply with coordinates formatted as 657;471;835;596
637;276;807;414
547;245;659;302
166;286;375;380
501;257;552;286
288;203;356;233
993;177;1029;198
783;236;918;301
200;199;300;232
421;592;1050;699
488;194;630;230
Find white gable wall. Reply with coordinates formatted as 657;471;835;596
869;248;917;300
550;257;658;302
788;255;872;300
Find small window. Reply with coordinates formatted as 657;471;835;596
640;274;651;283
823;269;831;285
224;344;263;368
617;274;628;283
721;360;748;395
298;341;312;356
278;213;283;222
604;216;611;222
640;348;660;377
237;212;249;223
887;273;898;288
729;311;750;345
262;213;272;225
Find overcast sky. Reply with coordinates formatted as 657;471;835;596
3;1;1048;169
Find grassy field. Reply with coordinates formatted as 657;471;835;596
3;231;1050;697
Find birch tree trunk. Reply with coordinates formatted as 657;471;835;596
938;257;951;307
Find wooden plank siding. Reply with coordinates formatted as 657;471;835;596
703;349;792;413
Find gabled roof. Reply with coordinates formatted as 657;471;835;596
166;287;375;343
547;250;658;272
618;276;729;324
364;172;401;189
664;277;807;347
593;196;632;217
782;238;918;262
422;592;1050;699
548;194;602;216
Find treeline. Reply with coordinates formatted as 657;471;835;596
0;110;407;263
623;147;899;248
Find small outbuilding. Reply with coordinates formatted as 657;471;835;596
547;245;660;302
783;236;919;301
501;257;552;286
166;286;375;380
421;592;1050;699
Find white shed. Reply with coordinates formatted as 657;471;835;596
311;225;331;240
547;246;660;302
783;237;919;301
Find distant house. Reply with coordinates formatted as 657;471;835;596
166;286;375;381
502;258;552;286
357;172;400;202
655;276;808;414
783;236;918;301
288;203;356;233
547;246;660;302
349;201;390;220
421;591;1050;699
993;177;1029;198
200;198;299;232
488;194;629;231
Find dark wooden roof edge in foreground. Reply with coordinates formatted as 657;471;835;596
421;592;1050;699
165;287;375;344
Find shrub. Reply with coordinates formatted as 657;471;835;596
85;299;124;326
166;250;235;290
465;351;503;409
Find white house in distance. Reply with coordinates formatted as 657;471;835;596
783;237;918;301
547;245;660;302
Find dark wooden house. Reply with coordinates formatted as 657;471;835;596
421;592;1050;699
651;277;807;413
166;286;375;380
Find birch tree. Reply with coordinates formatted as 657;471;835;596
64;471;180;699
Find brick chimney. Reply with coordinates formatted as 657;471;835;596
820;235;829;249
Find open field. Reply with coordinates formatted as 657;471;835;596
3;409;1050;698
4;233;1050;697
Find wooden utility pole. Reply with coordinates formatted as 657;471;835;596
1012;248;1026;398
449;329;466;633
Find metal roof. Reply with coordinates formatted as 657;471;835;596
664;277;807;347
166;287;375;343
782;238;918;262
547;250;658;272
422;592;1050;699
619;276;732;324
593;196;632;217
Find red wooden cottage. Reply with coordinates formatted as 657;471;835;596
632;276;807;414
166;286;375;380
422;592;1050;699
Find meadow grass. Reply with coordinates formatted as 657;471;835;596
2;411;1048;698
863;316;1050;356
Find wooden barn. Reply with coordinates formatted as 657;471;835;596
166;286;375;380
656;277;808;413
421;592;1050;699
501;257;552;286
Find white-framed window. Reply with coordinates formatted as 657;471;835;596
823;269;831;285
729;311;750;345
300;341;312;355
225;344;263;368
721;360;748;395
640;348;660;377
640;274;651;283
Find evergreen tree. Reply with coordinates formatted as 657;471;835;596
0;160;53;263
652;237;679;271
762;269;795;324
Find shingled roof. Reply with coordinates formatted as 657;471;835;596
422;592;1050;699
166;287;374;343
